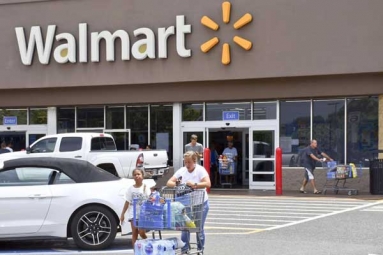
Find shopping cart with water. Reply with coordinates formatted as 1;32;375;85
218;153;236;188
322;161;363;195
133;185;205;255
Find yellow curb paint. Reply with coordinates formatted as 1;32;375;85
200;37;219;53
234;13;253;29
201;16;219;31
222;1;231;24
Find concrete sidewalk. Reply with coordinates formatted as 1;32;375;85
208;188;383;200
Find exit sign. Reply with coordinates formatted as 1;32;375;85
222;111;239;121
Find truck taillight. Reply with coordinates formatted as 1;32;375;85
136;153;144;168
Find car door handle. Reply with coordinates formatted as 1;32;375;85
75;156;82;158
153;153;158;157
29;194;49;199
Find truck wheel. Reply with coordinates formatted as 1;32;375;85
70;205;117;250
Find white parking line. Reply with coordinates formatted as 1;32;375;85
210;207;335;212
210;203;351;210
210;199;367;206
361;205;383;212
206;222;276;227
209;210;322;215
208;217;294;223
209;213;310;219
265;200;383;231
206;196;380;233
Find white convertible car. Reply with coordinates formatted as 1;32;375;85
0;157;155;250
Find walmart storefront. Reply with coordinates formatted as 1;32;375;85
0;0;381;191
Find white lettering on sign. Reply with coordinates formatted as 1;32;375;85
15;15;192;65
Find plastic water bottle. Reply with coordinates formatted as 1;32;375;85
144;242;153;255
183;213;196;228
135;242;142;255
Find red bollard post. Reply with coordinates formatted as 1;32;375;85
203;148;211;194
275;147;283;195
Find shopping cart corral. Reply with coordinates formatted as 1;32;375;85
133;186;205;255
322;161;363;195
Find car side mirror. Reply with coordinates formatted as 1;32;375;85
26;147;31;154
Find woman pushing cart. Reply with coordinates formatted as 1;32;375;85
166;151;210;254
133;151;210;255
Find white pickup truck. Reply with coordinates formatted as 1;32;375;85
0;133;167;179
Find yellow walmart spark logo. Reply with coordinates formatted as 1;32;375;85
200;1;253;65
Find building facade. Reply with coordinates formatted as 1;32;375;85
0;0;382;190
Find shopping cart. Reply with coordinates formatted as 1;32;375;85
218;153;236;188
322;161;363;195
133;185;205;255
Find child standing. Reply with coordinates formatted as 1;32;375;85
120;169;151;246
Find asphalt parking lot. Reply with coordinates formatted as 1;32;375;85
1;193;382;255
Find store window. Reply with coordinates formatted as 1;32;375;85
127;105;148;149
0;109;27;125
346;97;378;166
150;105;172;163
57;108;75;133
206;102;251;121
182;103;203;121
29;108;47;124
106;106;124;129
313;99;345;164
279;101;311;167
77;107;104;128
253;102;277;120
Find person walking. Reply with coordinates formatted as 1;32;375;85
222;141;238;184
299;139;333;194
184;134;203;164
5;140;13;152
120;169;151;247
166;151;211;254
210;142;219;187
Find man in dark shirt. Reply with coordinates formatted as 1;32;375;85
300;140;333;194
0;142;10;154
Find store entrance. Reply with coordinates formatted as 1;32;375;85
0;132;27;151
207;128;249;189
181;121;278;190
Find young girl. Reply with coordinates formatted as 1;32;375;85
120;168;151;246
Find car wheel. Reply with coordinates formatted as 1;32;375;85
71;205;117;250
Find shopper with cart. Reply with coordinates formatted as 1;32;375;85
166;151;211;254
299;139;333;194
222;141;238;184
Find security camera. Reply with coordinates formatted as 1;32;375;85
225;123;230;126
6;127;10;130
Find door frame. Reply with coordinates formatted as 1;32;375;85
249;120;279;190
